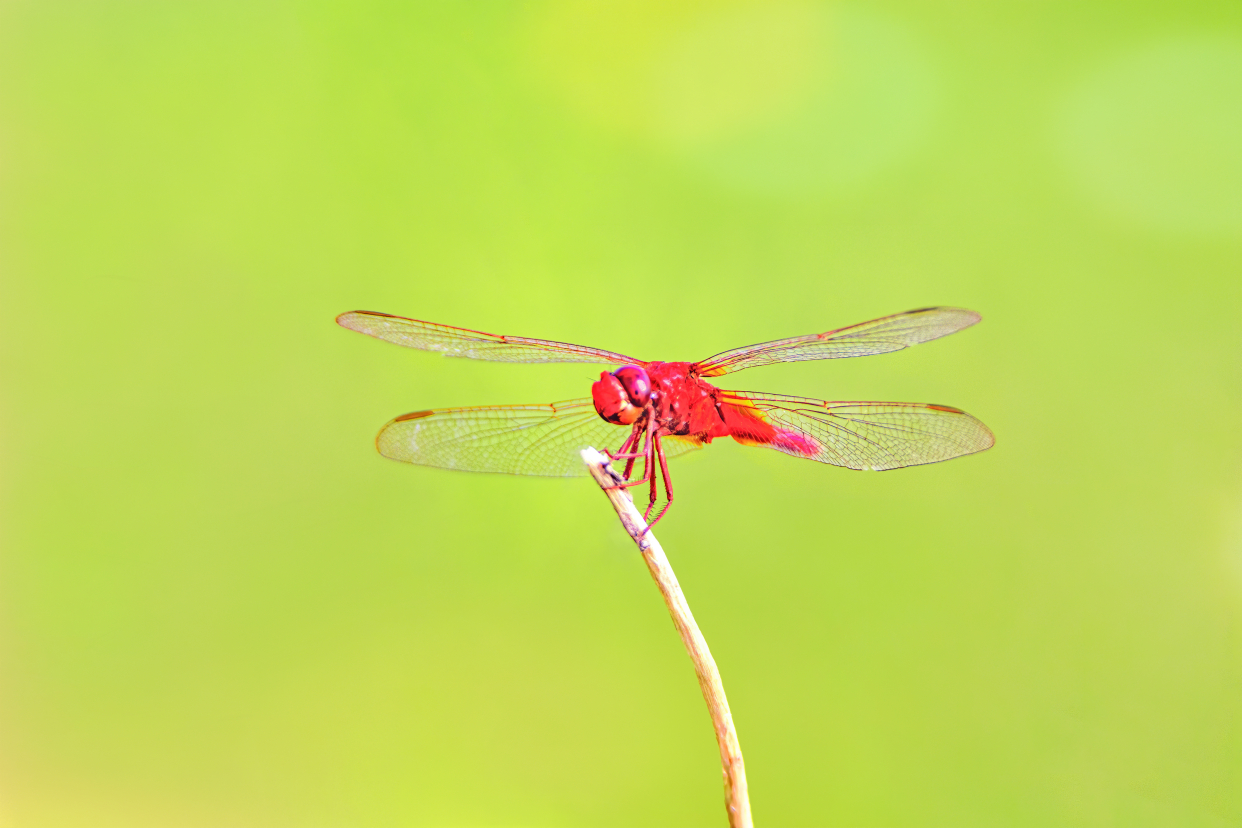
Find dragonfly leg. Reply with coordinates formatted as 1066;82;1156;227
609;473;653;490
617;443;644;480
607;423;642;461
626;414;654;482
603;454;652;490
642;433;663;521
644;428;659;518
604;418;653;491
606;419;648;481
645;434;675;529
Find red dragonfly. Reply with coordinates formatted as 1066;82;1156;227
338;307;994;527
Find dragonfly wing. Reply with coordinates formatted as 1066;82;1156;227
694;307;981;376
338;310;642;365
718;391;994;470
375;399;637;477
661;434;707;460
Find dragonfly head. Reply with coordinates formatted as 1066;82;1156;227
592;365;651;425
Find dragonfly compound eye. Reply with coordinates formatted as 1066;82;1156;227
613;365;652;407
592;370;645;425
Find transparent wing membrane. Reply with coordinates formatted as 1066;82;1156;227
719;391;994;470
694;307;981;376
376;399;639;477
338;311;641;365
660;434;706;460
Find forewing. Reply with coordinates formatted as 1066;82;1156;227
719;391;994;470
694;307;981;376
376;399;637;477
338;310;641;365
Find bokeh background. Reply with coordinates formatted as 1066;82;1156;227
2;2;1240;826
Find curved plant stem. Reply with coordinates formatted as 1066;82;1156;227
581;448;752;828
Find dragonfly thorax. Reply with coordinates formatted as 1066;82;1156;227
645;362;723;437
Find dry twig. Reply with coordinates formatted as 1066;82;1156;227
581;448;752;828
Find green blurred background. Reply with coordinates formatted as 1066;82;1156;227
2;2;1240;826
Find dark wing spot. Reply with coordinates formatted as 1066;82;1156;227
925;404;963;413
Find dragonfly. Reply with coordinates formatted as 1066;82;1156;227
338;307;994;527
